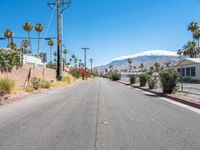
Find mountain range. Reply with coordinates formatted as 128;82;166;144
96;50;179;72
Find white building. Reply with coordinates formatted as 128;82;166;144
23;55;44;67
174;58;200;81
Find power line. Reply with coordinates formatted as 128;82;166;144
0;37;56;40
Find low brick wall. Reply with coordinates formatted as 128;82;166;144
0;64;68;87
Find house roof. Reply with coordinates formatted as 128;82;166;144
174;58;200;67
185;58;200;63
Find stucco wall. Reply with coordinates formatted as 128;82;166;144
0;64;68;87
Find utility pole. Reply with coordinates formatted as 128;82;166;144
89;58;93;74
48;0;71;80
81;48;90;69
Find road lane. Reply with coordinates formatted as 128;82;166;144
0;78;199;150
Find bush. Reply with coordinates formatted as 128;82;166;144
40;79;51;89
24;86;35;93
69;68;81;79
139;73;148;87
111;72;121;81
0;48;22;73
129;74;136;84
79;68;90;80
62;76;72;84
0;78;15;95
30;77;40;90
148;75;157;89
159;69;178;94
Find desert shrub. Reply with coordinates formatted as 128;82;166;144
40;79;51;89
101;74;109;78
139;73;148;87
24;86;35;93
111;72;121;81
62;76;72;84
159;69;178;94
129;74;136;84
69;68;81;79
30;77;40;90
148;75;157;89
0;77;15;95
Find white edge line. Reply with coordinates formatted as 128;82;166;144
159;97;200;114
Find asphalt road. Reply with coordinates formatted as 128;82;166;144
0;78;200;150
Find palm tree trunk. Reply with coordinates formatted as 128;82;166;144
38;32;40;55
50;47;52;63
28;32;32;55
65;54;66;63
7;39;10;47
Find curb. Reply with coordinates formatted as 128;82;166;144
0;89;50;105
0;80;82;105
117;81;200;110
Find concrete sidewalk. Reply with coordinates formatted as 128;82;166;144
118;80;200;109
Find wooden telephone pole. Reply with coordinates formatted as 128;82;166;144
48;0;71;80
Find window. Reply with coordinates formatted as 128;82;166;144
186;67;191;76
191;67;196;76
177;68;181;73
181;68;185;77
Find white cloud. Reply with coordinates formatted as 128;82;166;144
110;50;178;62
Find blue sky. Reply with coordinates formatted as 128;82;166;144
0;0;200;66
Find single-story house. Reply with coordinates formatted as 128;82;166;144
174;58;200;81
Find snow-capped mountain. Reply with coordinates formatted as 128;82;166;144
96;50;179;72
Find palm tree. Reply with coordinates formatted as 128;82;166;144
177;49;183;56
193;29;200;45
183;41;200;58
23;22;33;54
79;59;82;67
35;23;44;55
188;22;199;41
4;29;14;47
74;57;78;67
154;62;160;72
127;58;133;72
71;54;76;59
139;63;144;71
8;42;17;50
69;58;72;65
105;68;108;73
22;40;32;54
53;51;57;63
63;48;67;63
177;49;183;62
165;62;171;68
48;39;55;63
133;66;136;72
150;66;154;73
